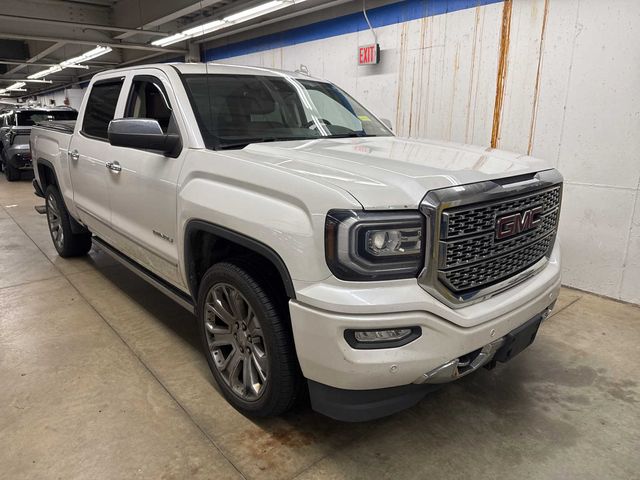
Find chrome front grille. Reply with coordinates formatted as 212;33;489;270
443;187;561;240
441;209;559;269
439;233;554;292
418;170;563;307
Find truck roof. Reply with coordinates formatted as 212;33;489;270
92;62;324;82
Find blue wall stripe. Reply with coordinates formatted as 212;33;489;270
203;0;502;62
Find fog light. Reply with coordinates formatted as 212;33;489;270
344;327;421;349
354;329;411;342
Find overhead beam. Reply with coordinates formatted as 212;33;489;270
0;59;119;66
0;59;58;67
194;0;351;44
113;0;226;40
0;14;170;37
16;49;178;100
0;33;187;53
4;42;66;76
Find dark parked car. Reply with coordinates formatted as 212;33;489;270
0;107;78;181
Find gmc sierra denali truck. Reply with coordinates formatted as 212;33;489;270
0;107;77;181
30;63;562;421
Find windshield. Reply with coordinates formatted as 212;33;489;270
16;110;78;126
182;74;392;149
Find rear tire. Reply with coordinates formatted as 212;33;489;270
5;163;19;181
45;185;92;257
197;259;302;418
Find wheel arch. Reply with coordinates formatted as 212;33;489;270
37;158;87;235
184;220;296;303
35;158;59;191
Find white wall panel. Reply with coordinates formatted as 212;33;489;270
497;0;546;154
527;0;580;167
560;183;636;298
551;0;640;190
203;0;640;303
620;192;640;304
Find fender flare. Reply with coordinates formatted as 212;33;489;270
184;220;296;301
36;158;87;234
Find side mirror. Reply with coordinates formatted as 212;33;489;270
380;118;393;131
108;118;180;157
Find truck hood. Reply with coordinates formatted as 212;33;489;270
225;136;551;209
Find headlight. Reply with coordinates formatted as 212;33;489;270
325;209;425;280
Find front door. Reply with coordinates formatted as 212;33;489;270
105;70;186;288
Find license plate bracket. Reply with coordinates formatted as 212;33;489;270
494;314;543;363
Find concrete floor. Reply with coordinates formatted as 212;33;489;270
0;175;638;480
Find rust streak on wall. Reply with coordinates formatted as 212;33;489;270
465;6;481;143
490;0;513;149
527;0;550;155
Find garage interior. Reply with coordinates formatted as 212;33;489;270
0;0;639;479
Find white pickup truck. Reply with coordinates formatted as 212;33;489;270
30;63;562;421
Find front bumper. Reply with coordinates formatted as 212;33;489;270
290;241;561;420
302;304;554;422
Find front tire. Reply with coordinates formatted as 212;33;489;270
197;260;302;417
5;163;19;181
45;185;92;257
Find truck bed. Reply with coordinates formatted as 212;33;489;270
34;120;76;134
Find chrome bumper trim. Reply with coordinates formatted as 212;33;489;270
414;305;554;385
414;337;505;384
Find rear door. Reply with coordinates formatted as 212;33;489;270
105;70;186;287
68;76;126;237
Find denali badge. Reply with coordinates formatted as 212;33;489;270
495;206;543;240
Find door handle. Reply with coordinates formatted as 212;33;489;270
69;149;79;161
105;161;122;173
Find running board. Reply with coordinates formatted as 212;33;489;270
93;236;195;314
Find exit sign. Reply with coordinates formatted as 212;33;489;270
358;44;380;65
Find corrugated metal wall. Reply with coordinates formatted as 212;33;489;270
207;0;640;304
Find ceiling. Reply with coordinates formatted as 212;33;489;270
0;0;331;101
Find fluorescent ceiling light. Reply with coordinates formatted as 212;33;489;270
151;33;187;47
27;45;111;80
151;19;227;46
0;82;26;95
224;1;284;22
152;0;307;47
183;20;226;36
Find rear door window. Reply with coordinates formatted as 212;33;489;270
82;79;124;140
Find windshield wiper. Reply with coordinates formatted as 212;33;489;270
324;133;377;138
218;136;318;150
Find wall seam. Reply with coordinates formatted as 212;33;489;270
554;0;582;170
618;176;640;298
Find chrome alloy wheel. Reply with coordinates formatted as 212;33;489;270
204;283;268;401
46;192;64;251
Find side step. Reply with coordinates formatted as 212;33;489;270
93;236;195;314
34;205;46;214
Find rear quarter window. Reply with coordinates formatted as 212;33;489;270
82;79;124;140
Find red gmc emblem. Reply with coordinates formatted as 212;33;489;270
495;206;543;240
